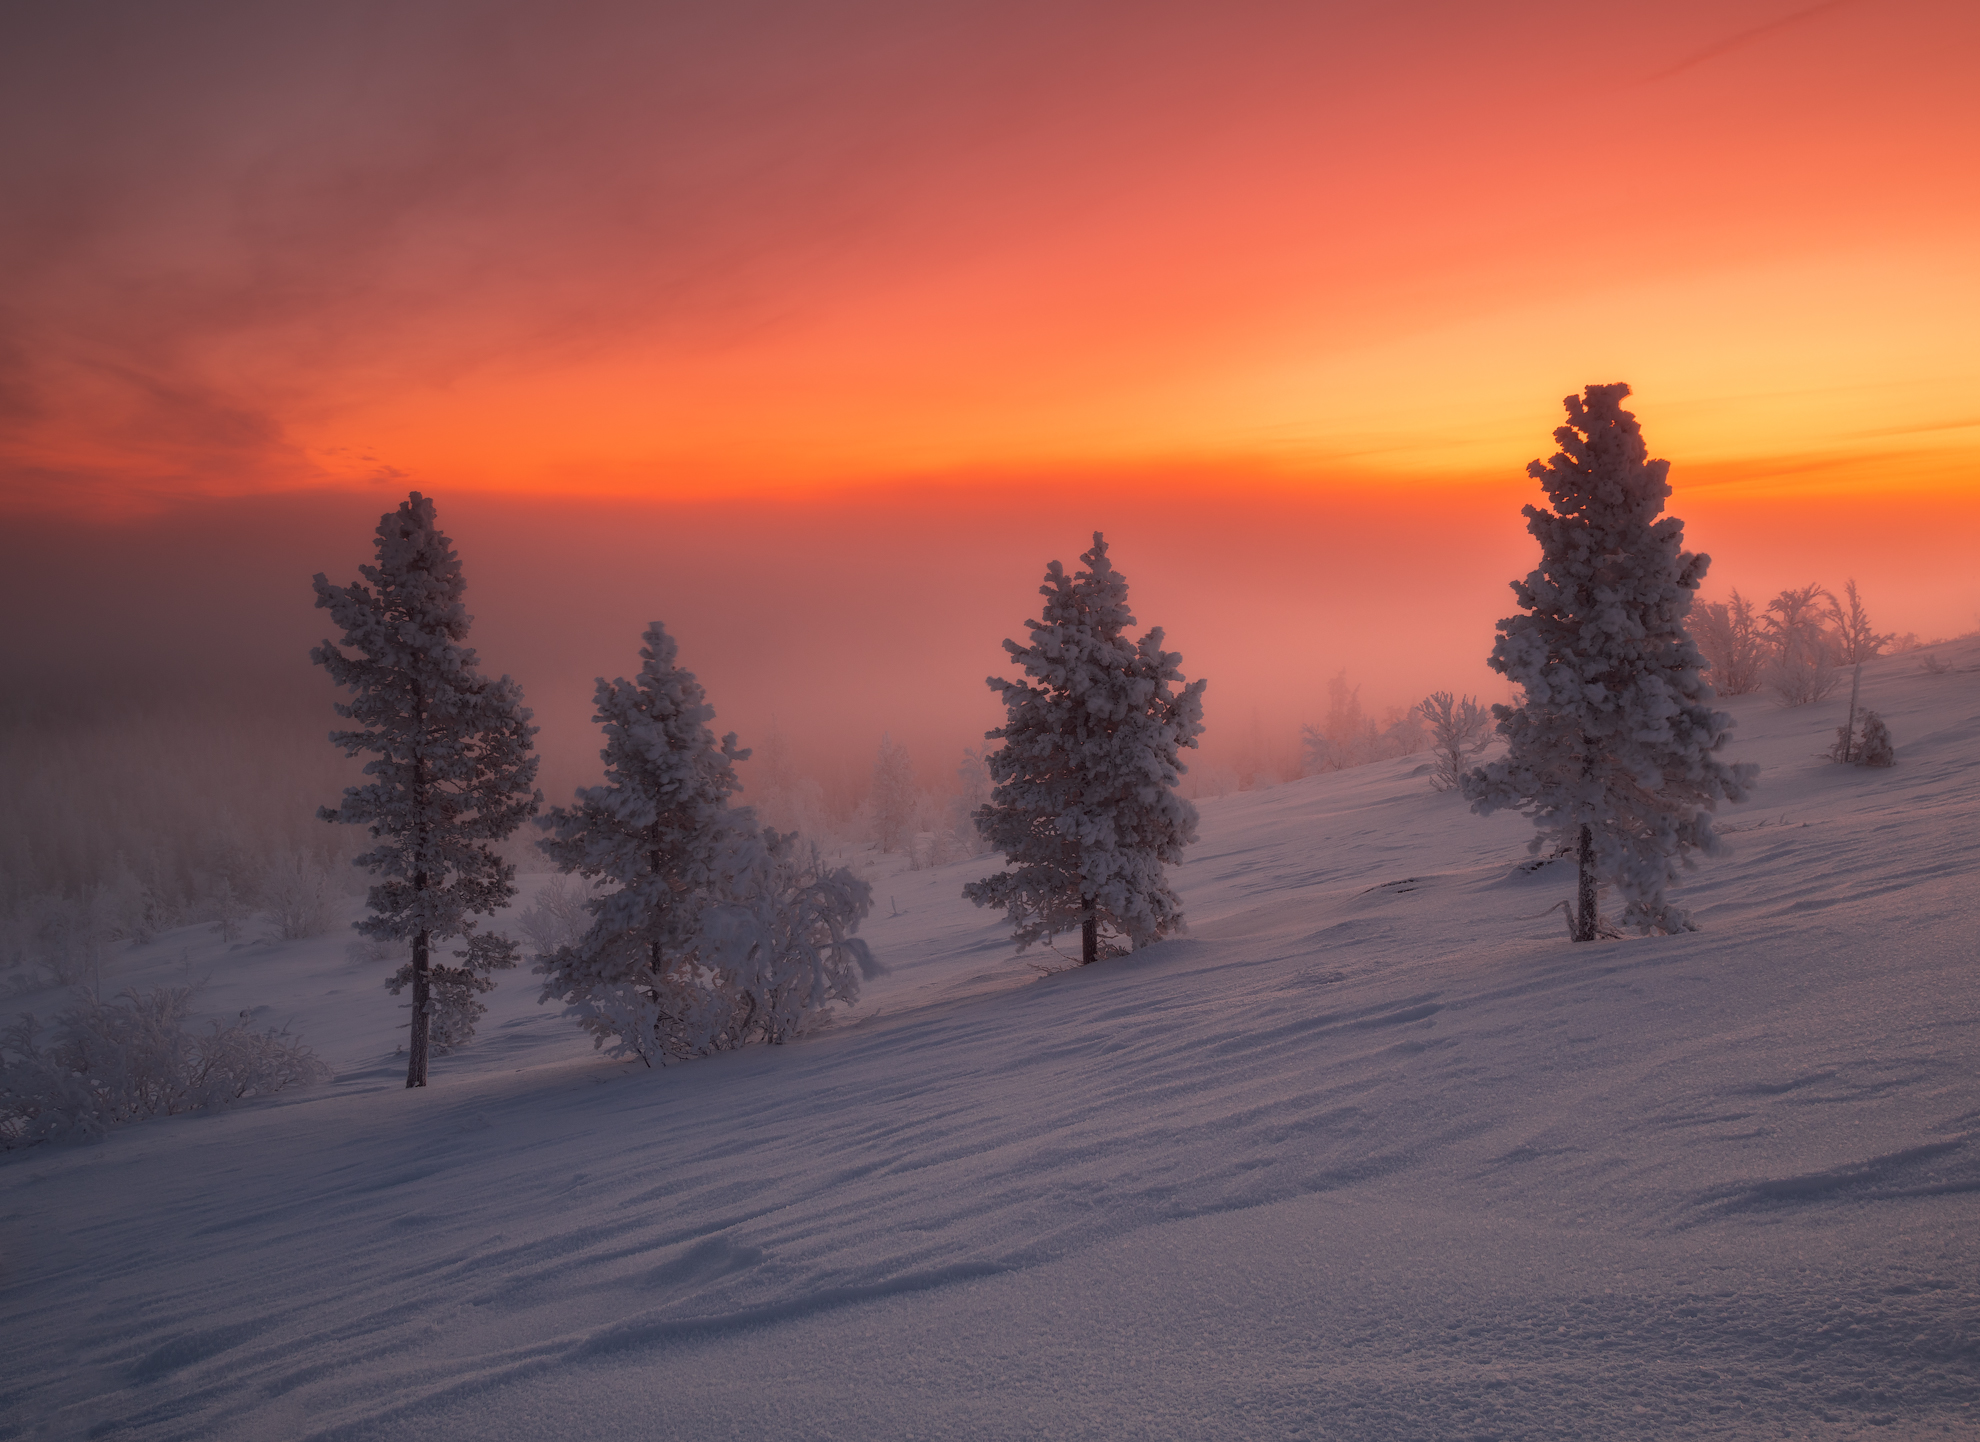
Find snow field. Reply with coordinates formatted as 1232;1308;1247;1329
2;640;1977;1439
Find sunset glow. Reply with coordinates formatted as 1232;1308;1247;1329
2;0;1976;775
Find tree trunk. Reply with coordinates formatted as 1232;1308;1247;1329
1573;823;1598;943
1082;910;1098;966
406;928;431;1087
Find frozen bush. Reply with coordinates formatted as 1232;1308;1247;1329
514;876;590;957
1763;583;1842;706
1856;711;1895;767
1415;692;1492;792
1691;589;1766;696
1;986;329;1148
262;852;336;941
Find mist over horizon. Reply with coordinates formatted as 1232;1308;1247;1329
5;467;1973;856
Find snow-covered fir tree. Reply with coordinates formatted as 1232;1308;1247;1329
534;622;757;1064
536;624;880;1060
966;532;1206;965
313;493;540;1086
1461;386;1755;939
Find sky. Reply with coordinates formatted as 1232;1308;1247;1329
2;0;1975;793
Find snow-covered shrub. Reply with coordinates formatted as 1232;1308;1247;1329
1856;711;1895;767
209;876;249;943
966;532;1205;965
0;986;329;1148
1462;384;1757;939
1415;692;1492;792
514;876;589;957
262;852;336;941
6;891;113;992
314;492;541;1086
704;831;880;1046
1763;583;1842;706
1691;589;1766;696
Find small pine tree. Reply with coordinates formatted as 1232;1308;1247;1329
313;493;540;1087
534;622;756;1064
1461;386;1757;939
1416;692;1492;792
966;532;1206;965
1856;710;1895;767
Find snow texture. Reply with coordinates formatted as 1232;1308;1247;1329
1463;385;1756;935
967;532;1206;959
2;638;1977;1439
313;493;540;1064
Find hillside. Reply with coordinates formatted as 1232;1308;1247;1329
4;640;1978;1440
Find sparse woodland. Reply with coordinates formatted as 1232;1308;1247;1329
1;395;1960;1135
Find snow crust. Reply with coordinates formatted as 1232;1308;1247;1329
4;641;1977;1439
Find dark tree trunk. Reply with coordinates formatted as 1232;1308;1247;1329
407;927;431;1086
1082;910;1098;965
1573;823;1598;943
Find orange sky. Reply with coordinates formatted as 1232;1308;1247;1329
2;0;1975;782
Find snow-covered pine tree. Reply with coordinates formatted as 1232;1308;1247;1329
534;622;757;1064
313;493;540;1087
1461;386;1756;939
965;532;1206;965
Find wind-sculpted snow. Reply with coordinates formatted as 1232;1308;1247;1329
2;641;1977;1439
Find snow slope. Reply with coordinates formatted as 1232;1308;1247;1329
4;642;1978;1440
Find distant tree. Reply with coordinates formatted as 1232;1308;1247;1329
1830;579;1894;666
947;747;994;857
1762;582;1840;705
534;622;757;1064
1690;589;1766;697
869;734;919;854
1302;673;1423;774
966;532;1206;965
313;493;540;1087
1415;692;1492;792
1462;385;1756;939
